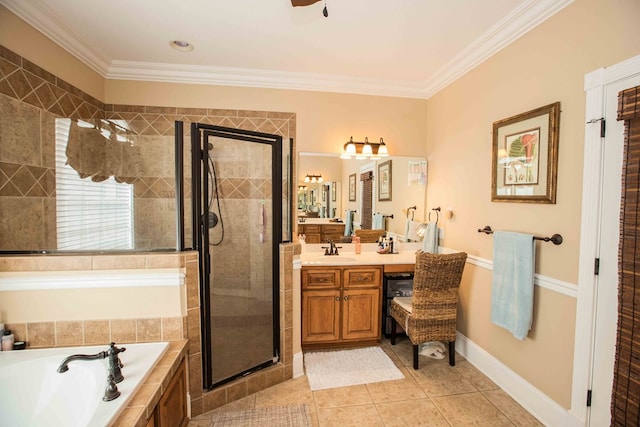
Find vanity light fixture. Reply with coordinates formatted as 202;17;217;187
304;174;323;183
340;136;389;160
298;185;307;191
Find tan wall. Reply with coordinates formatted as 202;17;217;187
104;80;428;158
427;0;640;408
0;5;104;101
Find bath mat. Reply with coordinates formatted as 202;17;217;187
210;404;311;426
304;346;404;391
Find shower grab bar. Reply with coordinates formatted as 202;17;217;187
477;226;563;245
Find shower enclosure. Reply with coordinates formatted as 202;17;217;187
184;122;286;388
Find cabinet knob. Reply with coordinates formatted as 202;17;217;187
344;296;348;301
335;296;340;301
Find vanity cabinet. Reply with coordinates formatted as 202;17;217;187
301;265;382;348
156;357;188;427
298;223;345;244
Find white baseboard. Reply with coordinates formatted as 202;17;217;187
456;332;582;426
293;352;304;378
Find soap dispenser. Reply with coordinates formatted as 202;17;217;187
2;329;14;351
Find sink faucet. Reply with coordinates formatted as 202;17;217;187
57;342;127;401
322;240;342;256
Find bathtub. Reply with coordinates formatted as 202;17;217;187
0;341;169;427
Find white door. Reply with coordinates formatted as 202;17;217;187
589;73;640;425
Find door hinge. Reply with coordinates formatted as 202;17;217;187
587;389;592;407
594;258;600;275
586;118;606;138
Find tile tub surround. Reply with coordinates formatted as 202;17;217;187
0;244;299;418
112;340;189;427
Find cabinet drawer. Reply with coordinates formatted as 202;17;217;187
302;268;341;289
323;224;345;234
343;267;382;288
301;224;321;233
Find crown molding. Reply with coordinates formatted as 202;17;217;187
2;0;573;99
106;60;429;99
422;0;574;98
1;0;111;75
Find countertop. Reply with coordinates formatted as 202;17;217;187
300;242;421;267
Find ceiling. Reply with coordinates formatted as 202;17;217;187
2;0;572;99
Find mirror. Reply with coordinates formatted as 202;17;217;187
297;152;427;239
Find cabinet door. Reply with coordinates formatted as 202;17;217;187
343;267;382;288
342;288;381;341
158;358;188;427
302;290;341;343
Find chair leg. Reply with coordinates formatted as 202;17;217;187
413;344;419;370
390;317;397;345
448;341;455;366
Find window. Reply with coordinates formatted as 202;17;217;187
55;119;134;250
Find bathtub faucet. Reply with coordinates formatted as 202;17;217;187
106;342;126;383
56;342;127;383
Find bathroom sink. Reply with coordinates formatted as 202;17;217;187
308;255;358;263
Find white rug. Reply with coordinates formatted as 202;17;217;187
304;346;404;391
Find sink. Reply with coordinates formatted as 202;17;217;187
308;255;358;263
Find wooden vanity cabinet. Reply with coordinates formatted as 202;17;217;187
302;265;382;348
298;223;345;244
156;357;188;427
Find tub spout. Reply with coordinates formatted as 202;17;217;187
56;351;108;373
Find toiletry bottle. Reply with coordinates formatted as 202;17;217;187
354;236;361;254
389;237;394;254
2;330;14;351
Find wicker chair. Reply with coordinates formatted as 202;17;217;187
354;229;386;243
390;251;468;369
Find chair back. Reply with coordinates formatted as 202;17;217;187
354;229;385;243
411;251;467;320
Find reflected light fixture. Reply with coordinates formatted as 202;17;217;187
340;136;389;159
304;174;323;183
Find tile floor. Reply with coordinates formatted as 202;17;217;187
189;336;543;426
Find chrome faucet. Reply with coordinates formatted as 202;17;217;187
57;342;127;401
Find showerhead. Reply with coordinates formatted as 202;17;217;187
207;142;213;151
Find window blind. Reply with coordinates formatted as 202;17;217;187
55;119;134;250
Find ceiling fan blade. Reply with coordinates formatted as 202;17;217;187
291;0;322;6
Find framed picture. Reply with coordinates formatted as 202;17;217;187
378;160;392;201
491;102;560;203
348;174;356;201
331;182;336;201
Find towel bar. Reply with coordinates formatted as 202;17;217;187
477;226;563;245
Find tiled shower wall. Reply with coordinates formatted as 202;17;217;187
0;44;297;417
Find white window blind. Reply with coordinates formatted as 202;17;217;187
55;119;134;250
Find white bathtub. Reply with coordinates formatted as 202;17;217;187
0;341;169;427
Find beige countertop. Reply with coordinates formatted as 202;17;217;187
300;242;422;267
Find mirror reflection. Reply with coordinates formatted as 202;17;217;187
297;152;427;240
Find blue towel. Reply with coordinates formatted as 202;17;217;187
372;213;385;230
421;222;438;253
344;210;353;236
490;231;535;340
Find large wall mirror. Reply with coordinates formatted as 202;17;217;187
297;152;427;238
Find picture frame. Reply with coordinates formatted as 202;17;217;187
378;160;392;201
348;174;356;201
491;102;560;204
331;182;336;202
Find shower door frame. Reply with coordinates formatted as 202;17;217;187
190;122;283;389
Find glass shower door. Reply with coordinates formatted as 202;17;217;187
191;123;282;388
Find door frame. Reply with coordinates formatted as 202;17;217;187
570;54;640;426
189;122;283;389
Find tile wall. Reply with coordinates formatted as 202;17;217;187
0;44;299;418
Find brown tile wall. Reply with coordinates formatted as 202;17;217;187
0;45;295;252
0;43;298;418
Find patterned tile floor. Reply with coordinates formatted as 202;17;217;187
189;336;543;426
